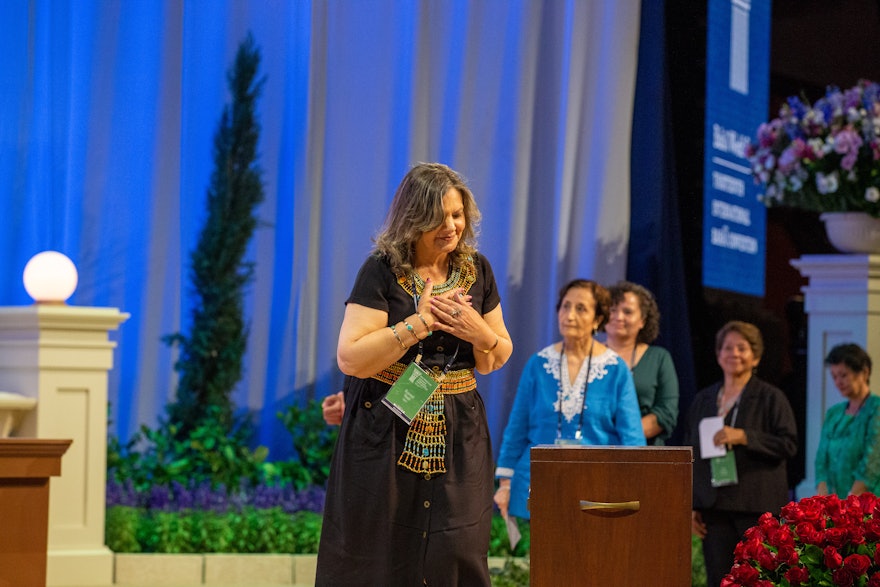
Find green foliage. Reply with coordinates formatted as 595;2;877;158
187;510;234;553
488;514;530;557
692;534;707;587
106;507;323;554
106;427;131;481
275;399;339;488
105;506;142;553
164;32;266;437
139;511;197;553
490;557;530;587
288;510;323;553
106;505;525;560
107;391;339;498
487;515;530;585
109;405;272;491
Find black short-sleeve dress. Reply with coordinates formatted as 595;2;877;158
315;252;500;587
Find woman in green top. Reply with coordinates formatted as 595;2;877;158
816;343;880;497
605;281;679;445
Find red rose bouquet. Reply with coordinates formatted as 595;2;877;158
723;493;880;587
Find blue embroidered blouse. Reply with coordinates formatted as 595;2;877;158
495;344;646;519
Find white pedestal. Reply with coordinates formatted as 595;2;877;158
0;305;129;586
790;254;880;498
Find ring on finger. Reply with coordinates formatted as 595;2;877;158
451;309;461;318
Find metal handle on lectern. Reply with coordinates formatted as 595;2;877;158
579;500;640;512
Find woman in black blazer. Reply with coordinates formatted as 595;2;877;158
685;321;798;587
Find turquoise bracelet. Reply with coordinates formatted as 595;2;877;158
403;319;421;342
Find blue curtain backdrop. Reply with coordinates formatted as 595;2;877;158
0;0;693;460
629;0;696;441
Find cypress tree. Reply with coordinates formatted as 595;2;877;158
165;33;266;436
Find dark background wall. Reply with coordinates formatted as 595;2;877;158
665;0;880;488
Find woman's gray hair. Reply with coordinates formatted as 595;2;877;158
374;163;481;275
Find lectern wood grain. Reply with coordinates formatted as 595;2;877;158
0;439;72;587
530;446;692;586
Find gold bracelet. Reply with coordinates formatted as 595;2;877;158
389;324;407;349
479;335;499;354
415;312;433;336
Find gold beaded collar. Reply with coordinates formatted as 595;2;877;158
397;256;477;296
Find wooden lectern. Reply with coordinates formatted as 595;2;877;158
530;446;692;586
0;439;71;587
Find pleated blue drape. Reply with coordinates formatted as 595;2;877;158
1;0;646;459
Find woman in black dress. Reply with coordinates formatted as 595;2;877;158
316;162;513;586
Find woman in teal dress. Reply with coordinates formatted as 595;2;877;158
604;281;679;445
815;343;880;497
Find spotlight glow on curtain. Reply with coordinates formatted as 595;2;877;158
0;0;641;458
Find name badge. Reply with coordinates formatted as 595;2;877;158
710;450;738;487
553;437;586;446
382;362;439;425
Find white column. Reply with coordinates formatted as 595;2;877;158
790;254;880;498
0;305;129;586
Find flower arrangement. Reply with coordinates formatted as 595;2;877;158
745;79;880;217
723;493;880;587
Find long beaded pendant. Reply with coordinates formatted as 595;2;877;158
397;391;447;476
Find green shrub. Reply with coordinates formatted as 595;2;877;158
109;399;337;496
109;405;273;492
163;33;266;438
107;505;530;559
189;509;234;553
108;506;701;586
275;399;339;489
105;506;142;553
106;506;324;554
692;534;707;587
289;510;323;553
488;514;530;557
141;511;197;553
490;557;530;587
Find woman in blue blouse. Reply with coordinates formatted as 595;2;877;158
493;279;646;521
816;343;880;497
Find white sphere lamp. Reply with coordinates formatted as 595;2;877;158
22;251;79;304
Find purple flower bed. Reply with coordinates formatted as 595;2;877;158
106;479;325;514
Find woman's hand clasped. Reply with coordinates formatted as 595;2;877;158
429;288;476;337
421;285;506;369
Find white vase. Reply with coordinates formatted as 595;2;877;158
819;212;880;253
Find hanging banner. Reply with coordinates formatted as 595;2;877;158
702;0;771;297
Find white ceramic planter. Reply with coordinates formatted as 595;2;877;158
820;212;880;253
